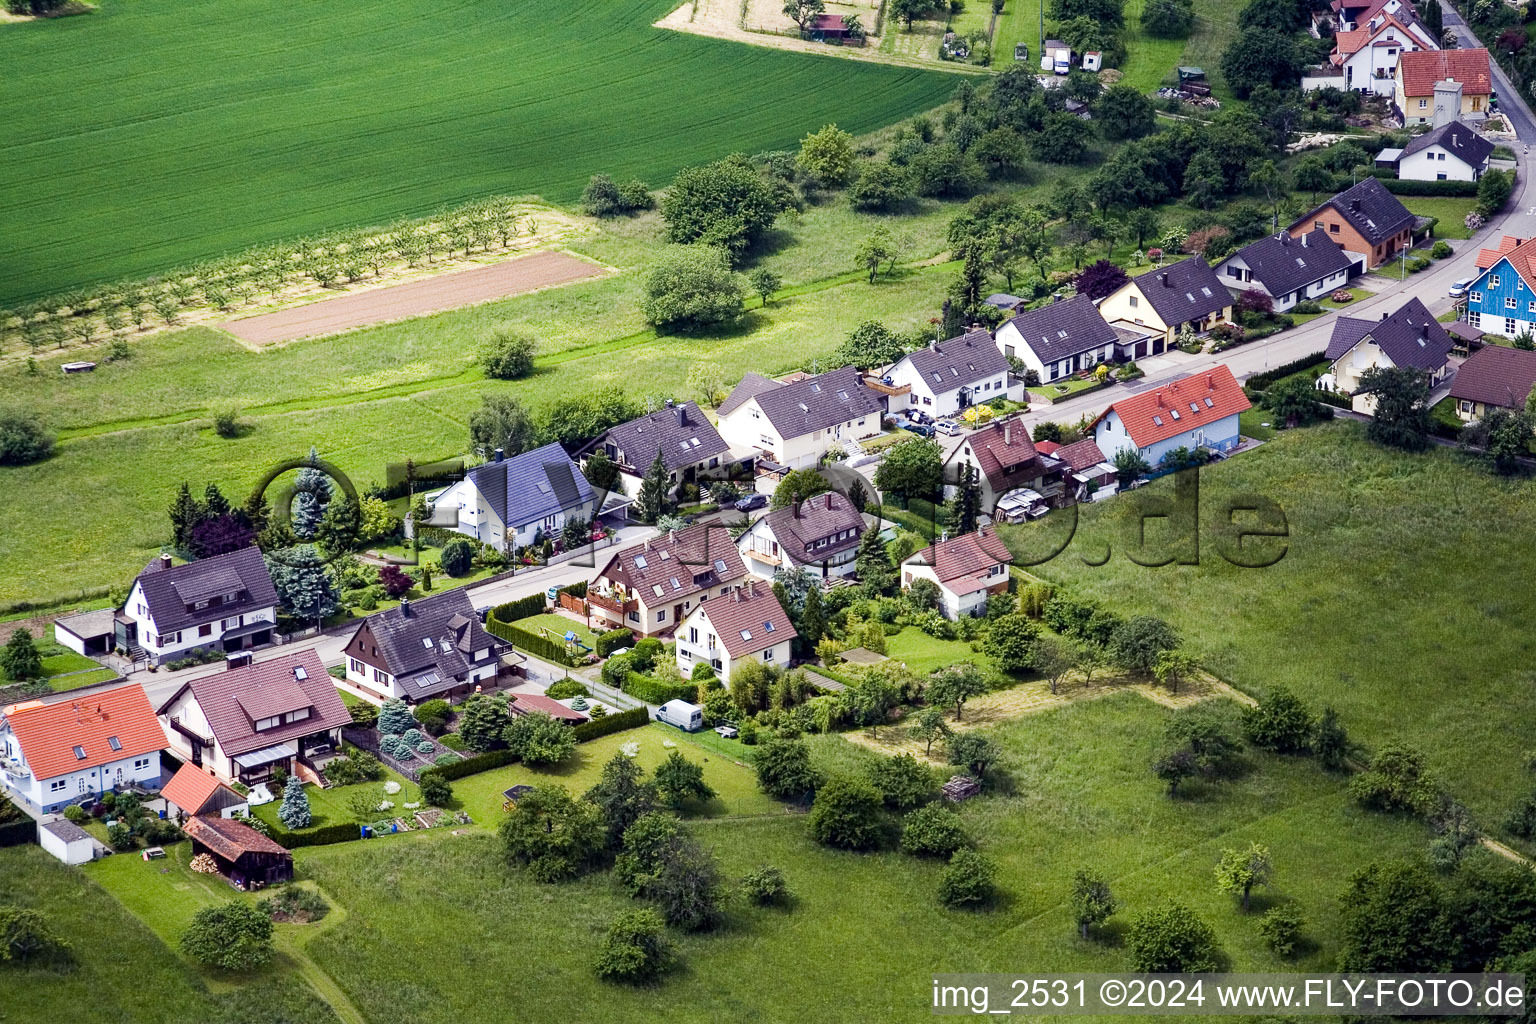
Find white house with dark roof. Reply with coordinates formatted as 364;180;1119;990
589;524;750;638
993;294;1119;383
1097;257;1235;353
429;442;594;552
737;491;866;581
587;400;732;500
884;329;1012;416
674;581;797;684
900;528;1014;620
1212;230;1355;312
156;650;351;786
120;546;278;665
340;590;515;704
1323;297;1453;413
717;366;884;470
1391;120;1494;182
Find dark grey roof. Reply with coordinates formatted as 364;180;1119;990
465;442;592;531
134;546;277;634
350;590;507;698
756;491;866;566
751;366;883;439
1326;316;1375;361
1326;297;1453;372
598;401;728;476
1400;120;1495;167
718;372;781;417
1128;256;1232;326
1298;177;1416;247
899;330;1009;395
1219;230;1354;297
1000;294;1119;364
42;819;92;843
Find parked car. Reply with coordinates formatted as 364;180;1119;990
546;585;561;603
734;493;768;512
906;410;933;424
901;420;935;437
935;419;961;436
715;724;739;739
1449;278;1473;299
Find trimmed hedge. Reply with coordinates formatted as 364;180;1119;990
1374;174;1480;198
0;818;35;848
266;822;365;849
623;672;696;705
560;580;589;598
573;705;649;741
420;748;519;781
484;614;582;667
1245;351;1327;391
595;627;634;658
492;593;546;622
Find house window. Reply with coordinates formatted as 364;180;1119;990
373;668;387;683
1468;311;1481;328
1460;400;1473;413
1437;173;1446;181
255;715;281;731
628;611;640;622
657;611;665;623
1129;295;1139;308
49;779;66;793
1491;274;1501;287
720;587;729;595
1329;224;1339;233
133;757;151;771
1471;291;1482;304
198;623;213;637
349;658;364;675
285;708;311;724
1419;99;1427;108
763;647;775;662
1507;297;1518;310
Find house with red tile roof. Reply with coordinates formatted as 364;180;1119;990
183;815;292;888
943;416;1066;518
156;650;350;787
510;693;589;724
589;524;750;638
1329;13;1437;97
900;528;1014;620
1092;365;1251;472
0;683;165;814
1459;237;1536;343
160;762;248;819
674;580;797;684
1395;48;1492;124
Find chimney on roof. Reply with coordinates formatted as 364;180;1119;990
792;499;802;519
400;597;410;617
674;405;686;426
159;552;173;571
1382;312;1389;320
1158;272;1170;287
226;651;252;671
1053;292;1062;303
493;448;505;463
1004;421;1011;445
665;398;674;408
824;492;833;510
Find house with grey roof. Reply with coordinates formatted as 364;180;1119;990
1393;120;1494;182
1324;297;1454;414
1286;176;1418;271
121;546;278;665
429;442;594;553
1098;256;1235;354
993;294;1120;383
1213;230;1355;312
717;366;884;470
586;400;732;500
341;590;515;704
885;329;1013;417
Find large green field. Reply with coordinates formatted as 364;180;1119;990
0;0;955;305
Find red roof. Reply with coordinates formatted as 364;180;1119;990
1033;439;1061;455
2;684;164;781
1055;437;1109;472
183;814;289;860
906;528;1013;595
1477;235;1526;270
1098;365;1251;449
161;763;241;815
1478;235;1536;287
1398;48;1492;98
510;693;587;723
694;581;797;659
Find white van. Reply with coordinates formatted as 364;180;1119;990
656;700;704;732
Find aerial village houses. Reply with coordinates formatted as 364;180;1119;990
1394;48;1493;124
1213;230;1355;313
1092;364;1251;469
588;524;749;637
1448;344;1536;422
341;590;515;705
1287;177;1417;273
883;330;1012;417
156;650;351;787
1321;0;1417;33
716;366;884;470
1461;235;1536;341
1323;297;1453;413
943;417;1065;521
1304;2;1437;96
1384;120;1494;182
1034;437;1120;501
0;683;164;814
1097;256;1234;354
674;581;798;684
160;762;249;820
900;528;1014;620
112;546;278;666
993;294;1120;384
586;400;731;500
737;491;866;581
428;441;594;552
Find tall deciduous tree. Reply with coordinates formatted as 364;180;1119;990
1360;366;1431;451
796;123;856;188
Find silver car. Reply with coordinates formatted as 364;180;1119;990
1449;278;1473;298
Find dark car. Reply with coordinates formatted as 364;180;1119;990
734;493;769;512
901;420;935;437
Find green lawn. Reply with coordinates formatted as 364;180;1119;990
3;844;336;1024
1005;422;1536;835
883;625;997;675
252;767;423;834
1028;375;1108;401
513;612;601;652
0;0;957;305
1405;196;1482;240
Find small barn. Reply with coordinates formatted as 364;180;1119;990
38;818;95;866
809;13;851;39
161;763;249;820
183;815;292;889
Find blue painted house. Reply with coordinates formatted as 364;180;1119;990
1092;365;1251;471
1463;234;1536;342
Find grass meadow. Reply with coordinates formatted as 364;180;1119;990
0;0;957;305
1010;422;1536;833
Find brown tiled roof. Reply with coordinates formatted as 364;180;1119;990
597;524;746;606
2;684;164;781
757;491;866;566
183;814;289;860
1398;47;1492;97
958;417;1041;492
905;528;1013;594
1450;344;1536;410
1055;437;1109;472
510;694;587;722
159;650;349;758
695;581;797;659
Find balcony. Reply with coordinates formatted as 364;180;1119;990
1;757;29;783
587;590;637;619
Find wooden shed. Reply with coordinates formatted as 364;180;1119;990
183;815;292;889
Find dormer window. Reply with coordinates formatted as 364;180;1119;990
255;715;281;731
285;707;311;724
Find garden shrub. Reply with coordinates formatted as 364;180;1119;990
900;803;969;857
378;698;414;735
432;751;462;766
416;739;434;754
62;804;86;824
1431;241;1452;259
1292;299;1323;314
938;848;997;908
741;865;792;906
807;776;884;850
348;702;379;729
573;706;649;742
545;678;590;700
401;727;425;747
439;538;475;577
630;637;663;672
412;698;451;735
106;823;135;851
623;673;695;705
379;734;412;759
595;628;634;658
324;749;382;786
